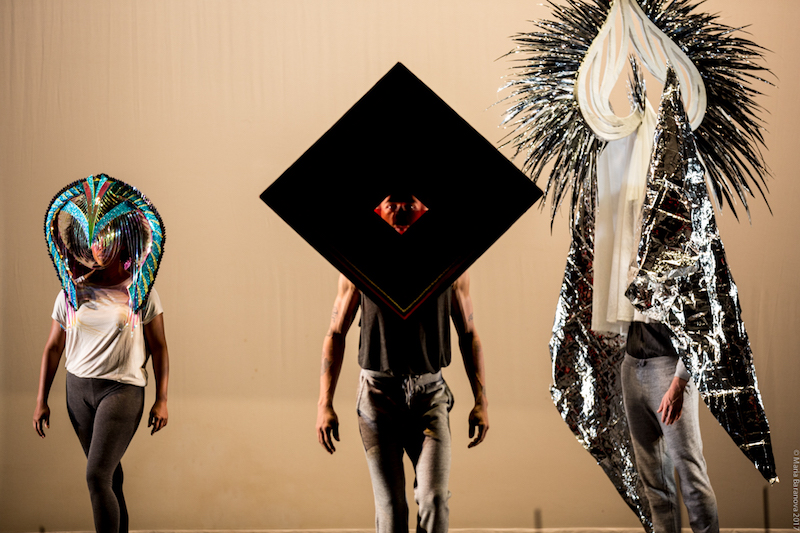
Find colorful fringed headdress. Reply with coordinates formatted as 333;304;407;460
44;174;165;312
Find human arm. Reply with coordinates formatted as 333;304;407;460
451;271;489;448
33;320;66;438
144;314;170;435
657;357;690;425
657;375;687;425
316;274;360;454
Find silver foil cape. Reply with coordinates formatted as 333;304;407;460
550;179;653;529
501;0;777;522
626;68;777;483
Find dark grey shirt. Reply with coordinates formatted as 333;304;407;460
626;321;677;359
358;288;452;375
626;321;690;380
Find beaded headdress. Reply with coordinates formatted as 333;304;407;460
44;173;165;312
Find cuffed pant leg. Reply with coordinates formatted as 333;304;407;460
663;383;719;533
358;371;409;533
622;356;681;533
408;379;453;533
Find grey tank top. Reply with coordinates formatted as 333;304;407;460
626;321;678;359
358;288;452;375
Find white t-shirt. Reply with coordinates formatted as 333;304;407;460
52;284;163;387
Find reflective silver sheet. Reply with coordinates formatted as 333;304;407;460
550;176;653;531
626;67;777;482
504;0;777;523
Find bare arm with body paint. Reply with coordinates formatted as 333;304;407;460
316;274;360;454
451;271;489;448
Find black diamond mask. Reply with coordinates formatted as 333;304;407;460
261;62;542;318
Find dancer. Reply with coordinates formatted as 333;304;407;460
622;322;719;533
315;194;489;533
34;174;169;533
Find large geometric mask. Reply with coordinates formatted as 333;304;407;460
262;63;542;318
44;174;165;312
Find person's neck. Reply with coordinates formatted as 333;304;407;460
85;264;130;287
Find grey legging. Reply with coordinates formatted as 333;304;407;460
66;372;144;533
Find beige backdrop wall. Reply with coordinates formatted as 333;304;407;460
1;1;798;531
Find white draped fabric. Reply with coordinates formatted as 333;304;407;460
592;101;656;335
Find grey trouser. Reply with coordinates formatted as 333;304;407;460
66;372;144;533
357;369;454;533
622;355;719;533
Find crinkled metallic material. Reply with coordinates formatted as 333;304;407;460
501;0;773;223
499;0;610;227
501;0;777;522
550;175;653;531
626;67;777;482
44;173;165;313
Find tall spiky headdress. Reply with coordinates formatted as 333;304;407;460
501;0;772;223
44;174;165;312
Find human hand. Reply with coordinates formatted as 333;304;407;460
148;399;168;435
657;377;687;425
33;402;51;438
316;404;339;454
467;403;489;448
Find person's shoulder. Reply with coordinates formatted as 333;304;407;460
453;271;470;290
143;287;164;318
147;286;163;304
52;289;69;306
338;274;358;292
51;290;68;321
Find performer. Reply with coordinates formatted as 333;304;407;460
621;321;719;533
315;194;489;533
501;6;777;528
34;175;169;533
